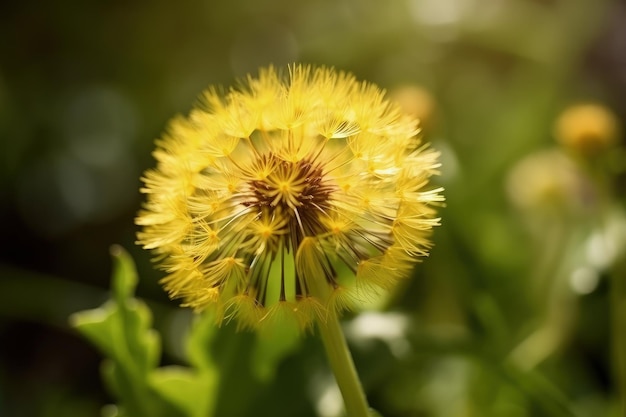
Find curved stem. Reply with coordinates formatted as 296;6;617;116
611;256;626;416
317;315;370;417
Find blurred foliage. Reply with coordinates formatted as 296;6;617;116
72;246;312;417
71;246;217;417
2;0;626;416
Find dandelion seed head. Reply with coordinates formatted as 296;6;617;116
136;64;443;330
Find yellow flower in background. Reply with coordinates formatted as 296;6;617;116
136;64;443;330
389;85;437;131
506;149;589;213
554;103;621;155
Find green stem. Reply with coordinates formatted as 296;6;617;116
317;315;370;417
611;256;626;416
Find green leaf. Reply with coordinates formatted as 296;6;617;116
70;246;166;416
69;282;160;377
186;310;219;371
70;301;118;359
149;366;217;417
101;404;123;417
110;244;138;304
71;247;225;417
117;298;161;374
252;322;301;382
101;360;185;417
100;360;142;417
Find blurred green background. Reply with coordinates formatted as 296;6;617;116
2;0;626;416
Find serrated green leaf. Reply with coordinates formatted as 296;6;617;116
100;359;151;417
118;298;161;374
70;297;160;377
70;301;118;359
110;245;138;304
71;246;159;374
149;366;218;417
71;247;225;417
70;246;170;416
102;360;190;417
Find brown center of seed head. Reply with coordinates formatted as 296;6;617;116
243;153;335;251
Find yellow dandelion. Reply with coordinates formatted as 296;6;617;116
554;103;621;155
136;64;443;331
389;85;437;131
